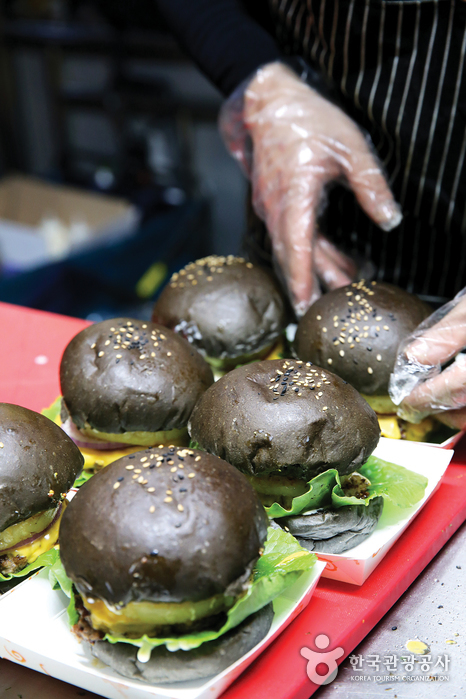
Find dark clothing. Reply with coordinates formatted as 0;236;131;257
157;0;466;304
156;0;279;96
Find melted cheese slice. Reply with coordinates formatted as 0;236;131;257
378;416;402;440
83;592;230;636
4;502;66;565
264;338;284;361
53;413;187;471
81;445;141;471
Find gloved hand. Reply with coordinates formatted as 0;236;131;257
219;62;402;316
389;289;466;430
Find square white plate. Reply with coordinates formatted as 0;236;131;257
0;556;325;699
315;437;453;584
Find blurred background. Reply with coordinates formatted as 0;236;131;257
0;0;248;319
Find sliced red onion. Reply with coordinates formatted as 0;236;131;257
61;418;129;450
1;503;63;554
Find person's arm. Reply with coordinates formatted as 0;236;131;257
158;2;401;314
156;0;281;96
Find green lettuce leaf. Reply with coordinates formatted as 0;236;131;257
0;546;60;582
41;397;62;423
48;555;79;625
73;470;94;488
48;527;316;658
266;456;428;518
188;440;204;451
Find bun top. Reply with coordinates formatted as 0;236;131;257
60;318;214;434
59;448;268;606
189;359;380;481
152;256;288;359
0;403;83;532
294;281;431;395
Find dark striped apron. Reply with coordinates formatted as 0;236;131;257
249;0;466;304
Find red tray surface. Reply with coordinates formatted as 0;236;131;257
0;301;465;699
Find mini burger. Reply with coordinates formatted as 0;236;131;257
189;359;383;553
294;281;434;440
152;255;288;372
0;403;83;578
189;359;428;554
55;447;316;682
58;318;214;474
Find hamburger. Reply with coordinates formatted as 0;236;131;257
152;255;288;372
294;280;435;440
189;359;428;554
57;318;214;475
0;403;83;579
54;447;316;682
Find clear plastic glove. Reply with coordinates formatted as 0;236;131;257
219;62;402;316
389;289;466;429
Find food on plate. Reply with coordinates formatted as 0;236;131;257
0;403;83;579
189;359;428;554
152;255;288;372
58;318;214;476
53;447;316;682
294;280;436;441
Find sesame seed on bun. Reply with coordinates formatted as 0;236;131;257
59;448;268;607
152;256;288;362
60;318;214;435
294;281;431;395
189;359;380;481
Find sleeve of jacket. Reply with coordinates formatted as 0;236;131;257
155;0;282;96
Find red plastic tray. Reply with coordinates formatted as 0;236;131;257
0;301;465;699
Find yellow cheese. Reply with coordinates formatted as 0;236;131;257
83;592;231;636
81;445;141;472
53;413;187;471
400;417;436;442
264;338;285;361
4;501;66;566
378;416;402;440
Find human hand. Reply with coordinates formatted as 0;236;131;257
220;62;402;315
389;290;466;428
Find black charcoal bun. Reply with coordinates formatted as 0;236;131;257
189;359;380;481
0;403;83;532
278;497;384;554
59;449;268;607
152;256;288;359
60;318;214;434
89;604;273;683
295;281;431;395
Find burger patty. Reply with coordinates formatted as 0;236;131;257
0;552;27;576
72;590;229;642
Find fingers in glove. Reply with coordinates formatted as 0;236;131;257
314;234;357;289
272;191;321;315
403;359;466;414
405;297;466;367
435;407;466;431
342;130;402;232
314;242;354;290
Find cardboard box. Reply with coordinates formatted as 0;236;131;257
0;175;139;271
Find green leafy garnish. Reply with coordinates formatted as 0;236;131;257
48;527;316;657
48;554;79;625
188;440;204;451
0;547;60;582
41;397;62;423
266;456;428;518
73;470;94;488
